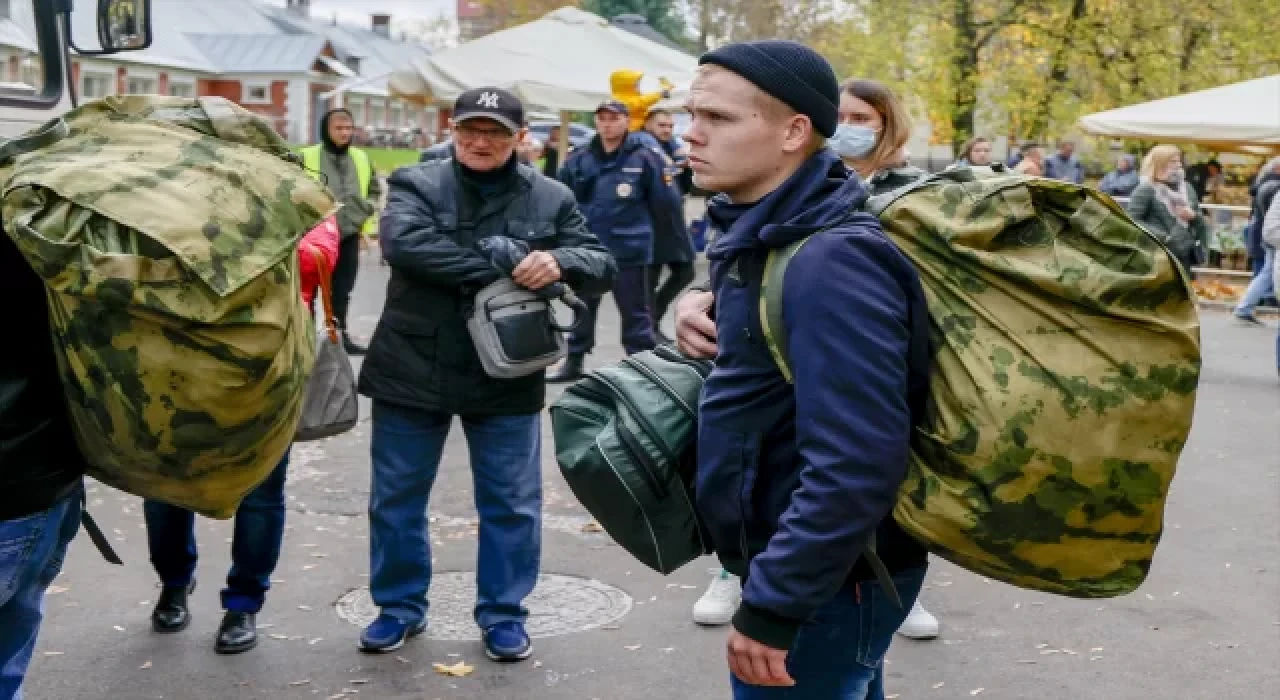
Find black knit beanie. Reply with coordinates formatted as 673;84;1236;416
699;40;839;138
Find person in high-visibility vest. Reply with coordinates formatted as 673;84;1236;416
300;108;383;354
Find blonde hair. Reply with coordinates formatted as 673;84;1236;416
1141;144;1183;181
840;79;913;170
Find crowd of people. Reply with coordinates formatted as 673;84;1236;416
3;33;1278;700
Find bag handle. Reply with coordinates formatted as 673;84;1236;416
0;117;70;164
309;247;340;344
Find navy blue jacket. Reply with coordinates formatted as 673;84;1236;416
696;149;929;650
558;133;683;266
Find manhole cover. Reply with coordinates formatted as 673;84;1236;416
334;572;632;641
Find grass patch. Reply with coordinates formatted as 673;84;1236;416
362;148;422;175
290;146;421;175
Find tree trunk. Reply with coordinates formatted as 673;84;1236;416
1026;0;1088;139
950;0;979;153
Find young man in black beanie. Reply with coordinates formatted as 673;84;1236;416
675;40;930;698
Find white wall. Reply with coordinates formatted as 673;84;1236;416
288;77;310;144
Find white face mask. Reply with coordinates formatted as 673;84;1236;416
830;124;879;160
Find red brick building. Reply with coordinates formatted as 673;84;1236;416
41;0;437;145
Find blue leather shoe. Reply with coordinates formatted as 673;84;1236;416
359;613;426;653
483;621;533;662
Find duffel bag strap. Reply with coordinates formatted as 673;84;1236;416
80;492;123;565
862;532;901;610
0;118;70;164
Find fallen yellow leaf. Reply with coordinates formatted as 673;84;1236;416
432;661;475;677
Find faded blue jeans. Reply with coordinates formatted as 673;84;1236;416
0;486;82;700
731;566;927;700
368;402;542;630
1236;245;1275;317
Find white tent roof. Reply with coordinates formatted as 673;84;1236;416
1078;75;1280;154
387;7;696;112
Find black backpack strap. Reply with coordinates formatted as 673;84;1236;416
80;493;123;565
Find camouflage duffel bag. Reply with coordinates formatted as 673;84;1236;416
763;166;1201;598
0;96;335;518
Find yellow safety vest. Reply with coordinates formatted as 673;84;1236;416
300;145;377;235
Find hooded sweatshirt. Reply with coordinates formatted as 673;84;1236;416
697;149;930;650
317;109;381;237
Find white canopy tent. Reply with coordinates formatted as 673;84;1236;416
386;7;696;154
1078;75;1280;155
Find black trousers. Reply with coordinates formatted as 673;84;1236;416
648;262;696;327
568;265;655;356
332;234;361;330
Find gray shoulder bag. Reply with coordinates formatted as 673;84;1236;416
468;279;587;379
295;248;359;441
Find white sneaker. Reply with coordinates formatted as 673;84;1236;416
692;570;741;626
897;600;940;640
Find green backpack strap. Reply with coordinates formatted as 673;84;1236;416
759;235;815;383
757;231;903;609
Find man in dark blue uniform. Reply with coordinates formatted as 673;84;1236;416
548;100;683;382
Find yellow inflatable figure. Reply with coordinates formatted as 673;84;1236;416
610;69;675;132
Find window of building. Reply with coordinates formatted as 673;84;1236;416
126;76;156;94
168;81;195;98
346;97;366;126
242;81;271;104
82;71;114;99
20;55;41;88
0;1;10;21
369;100;386;127
389;103;403;128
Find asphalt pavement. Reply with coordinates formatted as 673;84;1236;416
23;254;1280;700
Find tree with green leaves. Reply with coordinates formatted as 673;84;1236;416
581;0;688;45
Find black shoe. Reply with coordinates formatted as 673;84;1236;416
546;353;585;383
214;611;258;655
343;332;367;356
151;580;196;634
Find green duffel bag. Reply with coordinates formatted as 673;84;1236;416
550;345;712;574
762;166;1201;598
0;95;334;518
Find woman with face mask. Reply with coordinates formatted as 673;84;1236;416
1126;144;1211;277
829;79;927;197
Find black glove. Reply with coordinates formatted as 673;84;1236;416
476;237;531;275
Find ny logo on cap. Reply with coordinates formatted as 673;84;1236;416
477;91;501;109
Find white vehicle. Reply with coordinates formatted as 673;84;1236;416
0;0;153;138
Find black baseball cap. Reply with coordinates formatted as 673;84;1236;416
453;87;524;133
595;99;629;117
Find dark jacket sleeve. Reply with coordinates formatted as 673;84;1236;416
1126;183;1164;239
378;168;499;288
733;220;915;650
1187;188;1211;254
641;150;684;249
547;185;617;297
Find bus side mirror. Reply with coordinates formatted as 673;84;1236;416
99;0;152;52
73;0;153;55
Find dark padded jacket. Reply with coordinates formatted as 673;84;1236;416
358;158;615;415
1;227;86;520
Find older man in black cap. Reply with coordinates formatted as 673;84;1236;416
673;41;932;698
357;87;614;660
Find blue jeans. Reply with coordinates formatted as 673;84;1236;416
0;486;82;700
368;402;542;629
569;265;656;356
143;450;290;614
1236;246;1275;316
731;566;927;700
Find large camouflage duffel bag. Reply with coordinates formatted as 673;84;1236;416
0;96;335;518
763;166;1201;598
